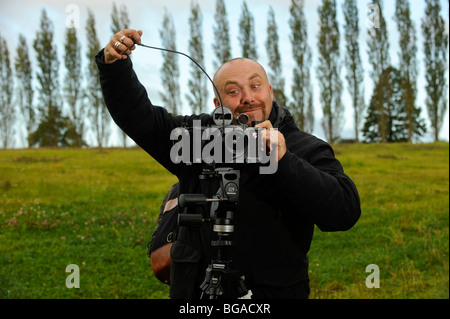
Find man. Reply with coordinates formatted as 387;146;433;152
96;29;361;299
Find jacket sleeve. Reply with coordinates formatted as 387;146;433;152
274;135;361;232
95;50;184;176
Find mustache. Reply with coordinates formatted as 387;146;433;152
235;103;265;114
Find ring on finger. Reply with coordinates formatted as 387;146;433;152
120;35;126;43
114;41;121;48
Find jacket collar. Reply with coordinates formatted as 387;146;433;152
269;100;287;129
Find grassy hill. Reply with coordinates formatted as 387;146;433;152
0;143;448;298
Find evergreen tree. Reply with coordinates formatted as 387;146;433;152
265;6;287;108
289;0;314;133
212;0;232;70
343;0;365;142
395;0;425;142
30;9;65;147
86;8;111;148
160;9;181;115
63;26;85;146
0;35;15;149
239;1;258;60
186;1;208;114
363;67;405;142
422;0;448;142
14;34;34;148
317;0;343;143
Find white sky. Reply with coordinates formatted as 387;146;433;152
0;0;448;147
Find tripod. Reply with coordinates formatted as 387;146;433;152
178;166;248;299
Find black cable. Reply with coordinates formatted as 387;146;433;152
132;39;224;109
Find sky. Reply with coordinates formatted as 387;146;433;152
0;0;449;147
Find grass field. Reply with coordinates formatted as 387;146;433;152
0;143;448;299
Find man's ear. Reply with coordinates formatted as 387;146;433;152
213;97;221;108
269;84;274;101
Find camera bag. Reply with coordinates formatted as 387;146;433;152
147;182;179;285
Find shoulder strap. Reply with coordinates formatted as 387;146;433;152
148;182;179;254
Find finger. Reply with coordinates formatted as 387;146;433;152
259;128;281;156
104;45;124;63
255;120;273;130
118;29;143;45
268;130;279;153
116;34;135;50
119;42;133;55
112;40;128;53
258;128;269;154
114;29;143;56
120;36;135;50
111;36;134;59
135;29;143;43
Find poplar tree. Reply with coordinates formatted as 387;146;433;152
265;6;287;108
365;0;394;143
239;1;258;60
367;0;390;83
111;2;130;34
422;0;448;142
64;26;85;146
212;0;232;70
317;0;343;143
160;9;181;115
343;0;365;142
0;35;15;149
186;1;208;114
30;9;64;147
111;2;130;147
289;0;314;133
395;0;426;142
15;34;34;148
86;8;111;148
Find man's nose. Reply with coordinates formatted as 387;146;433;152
240;87;254;105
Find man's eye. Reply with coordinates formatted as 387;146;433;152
252;84;260;89
228;90;239;95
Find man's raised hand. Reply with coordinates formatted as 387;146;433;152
104;29;143;64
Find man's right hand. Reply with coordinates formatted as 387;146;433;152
104;29;143;64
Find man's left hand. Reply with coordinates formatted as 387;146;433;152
255;121;287;162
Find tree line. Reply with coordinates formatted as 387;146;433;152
0;0;448;149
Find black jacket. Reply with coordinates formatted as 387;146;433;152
96;52;361;298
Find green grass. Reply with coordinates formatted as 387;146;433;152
308;142;449;298
0;143;448;299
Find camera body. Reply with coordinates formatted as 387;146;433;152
170;105;266;166
208;105;261;164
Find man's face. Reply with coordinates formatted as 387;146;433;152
213;59;274;124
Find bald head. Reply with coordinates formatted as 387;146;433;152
212;58;274;124
213;58;270;97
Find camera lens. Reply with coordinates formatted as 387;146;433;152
237;113;249;126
